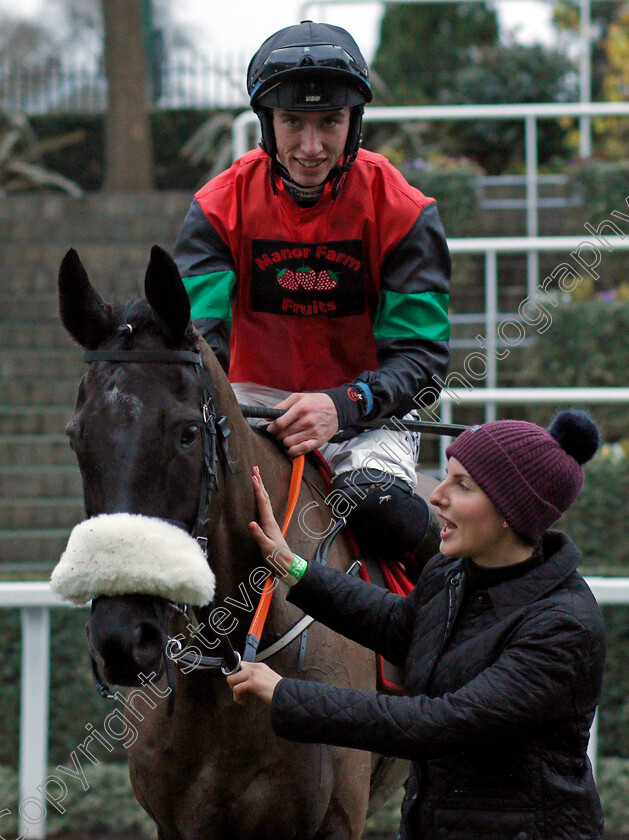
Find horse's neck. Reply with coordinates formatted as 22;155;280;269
197;339;291;598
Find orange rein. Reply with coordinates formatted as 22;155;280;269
243;454;305;660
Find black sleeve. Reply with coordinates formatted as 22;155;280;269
286;561;422;666
356;202;451;420
173;198;237;373
272;609;601;761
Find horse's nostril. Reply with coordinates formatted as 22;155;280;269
133;621;165;667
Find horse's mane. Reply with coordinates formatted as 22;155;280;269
112;299;198;351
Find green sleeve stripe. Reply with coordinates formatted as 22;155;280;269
374;290;450;341
182;271;236;325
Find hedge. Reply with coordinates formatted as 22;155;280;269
522;298;629;442
0;589;628;763
0;763;153;838
1;758;629;838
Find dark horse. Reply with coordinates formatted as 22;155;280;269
58;245;428;840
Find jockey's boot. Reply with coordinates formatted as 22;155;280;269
332;470;442;582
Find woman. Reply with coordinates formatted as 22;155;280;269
227;409;606;840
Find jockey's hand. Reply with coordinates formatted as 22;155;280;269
227;660;282;706
267;392;339;456
249;466;294;576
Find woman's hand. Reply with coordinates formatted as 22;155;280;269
250;466;295;576
226;660;282;706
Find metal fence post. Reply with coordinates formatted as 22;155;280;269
484;249;498;422
19;607;51;840
579;0;593;158
525;114;539;300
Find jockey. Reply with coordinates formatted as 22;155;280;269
173;20;451;574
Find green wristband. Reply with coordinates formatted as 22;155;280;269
283;554;308;587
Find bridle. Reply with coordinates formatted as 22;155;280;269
83;345;232;543
80;339;362;709
82;341;241;708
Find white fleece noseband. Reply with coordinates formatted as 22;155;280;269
51;513;216;606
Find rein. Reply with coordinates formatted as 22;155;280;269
174;454;309;672
243;454;304;662
240;404;469;438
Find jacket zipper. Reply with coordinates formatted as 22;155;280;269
427;571;464;683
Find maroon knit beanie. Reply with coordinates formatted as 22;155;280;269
445;409;599;545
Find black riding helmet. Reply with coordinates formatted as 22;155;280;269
247;21;372;191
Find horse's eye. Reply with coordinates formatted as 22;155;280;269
180;424;200;449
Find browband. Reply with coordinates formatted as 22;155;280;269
84;350;201;365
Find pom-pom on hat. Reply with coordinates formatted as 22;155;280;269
445;409;599;544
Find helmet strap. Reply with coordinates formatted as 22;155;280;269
331;105;363;198
257;109;277;159
331;149;357;199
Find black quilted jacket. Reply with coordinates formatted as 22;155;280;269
271;531;606;840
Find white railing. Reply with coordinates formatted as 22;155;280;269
0;584;73;839
445;235;629;401
436;387;629;468
2;561;628;835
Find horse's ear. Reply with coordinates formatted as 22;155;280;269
144;245;191;344
58;248;114;349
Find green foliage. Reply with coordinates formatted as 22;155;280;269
553;0;623;102
372;3;575;171
372;2;499;105
151;108;221;190
599;756;629;836
30;113;104;191
0;763;154;838
0;609;127;768
522;299;629;442
567;160;629;225
0;111;84;196
398;161;483;238
598;606;629;760
558;453;629;574
364;784;404;835
0;613;20;768
437;43;575;172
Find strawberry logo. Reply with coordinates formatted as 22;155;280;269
277;266;338;292
277;268;299;290
314;269;338;290
296;266;317;291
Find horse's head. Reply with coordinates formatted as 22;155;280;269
60;245;204;524
57;245;217;689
